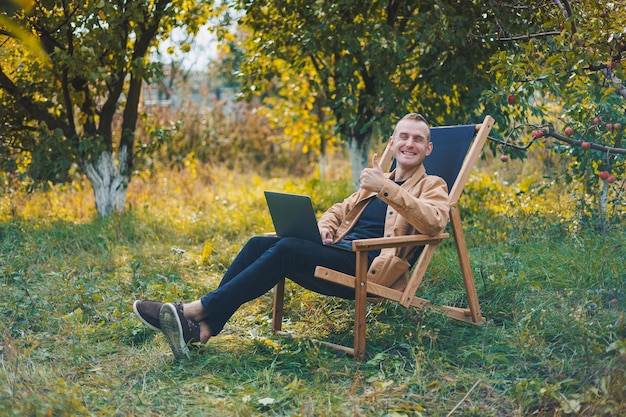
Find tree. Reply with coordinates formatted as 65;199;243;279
0;0;219;216
232;0;498;187
481;0;625;228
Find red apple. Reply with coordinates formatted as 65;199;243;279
593;117;601;125
531;130;544;138
599;171;610;180
613;123;621;131
507;95;515;104
564;127;574;136
500;155;509;162
534;52;540;58
607;175;616;183
606;123;613;131
581;141;591;150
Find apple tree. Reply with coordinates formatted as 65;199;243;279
0;0;220;216
231;0;498;187
481;0;625;228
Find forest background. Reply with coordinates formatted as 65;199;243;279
1;0;625;416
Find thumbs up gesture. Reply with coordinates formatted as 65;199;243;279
359;153;387;192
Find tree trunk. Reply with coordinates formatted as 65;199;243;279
84;146;131;217
347;138;371;191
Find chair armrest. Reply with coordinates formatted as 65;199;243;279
351;233;449;252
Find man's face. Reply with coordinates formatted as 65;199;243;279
390;119;432;170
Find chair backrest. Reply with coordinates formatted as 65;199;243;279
423;125;477;193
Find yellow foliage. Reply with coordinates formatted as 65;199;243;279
463;170;581;234
201;241;213;263
0;153;612;237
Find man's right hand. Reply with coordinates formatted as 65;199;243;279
360;153;387;193
319;227;334;244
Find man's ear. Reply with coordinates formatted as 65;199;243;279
425;141;433;156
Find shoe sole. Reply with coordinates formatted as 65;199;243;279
160;303;191;360
133;300;160;332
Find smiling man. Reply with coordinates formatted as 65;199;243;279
133;113;450;360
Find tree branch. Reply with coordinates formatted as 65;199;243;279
544;129;626;154
118;0;172;171
497;31;561;42
554;0;577;33
492;127;626;155
0;65;66;135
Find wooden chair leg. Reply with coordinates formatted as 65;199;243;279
353;251;368;361
449;205;484;324
272;279;285;332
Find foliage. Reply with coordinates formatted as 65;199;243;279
1;162;624;416
139;99;325;178
0;0;46;59
230;0;497;185
0;0;221;216
481;0;626;225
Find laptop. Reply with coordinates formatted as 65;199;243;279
264;191;352;251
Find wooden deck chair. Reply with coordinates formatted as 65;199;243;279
272;115;495;361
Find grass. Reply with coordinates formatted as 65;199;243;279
0;162;625;416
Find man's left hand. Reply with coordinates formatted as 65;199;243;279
360;153;387;193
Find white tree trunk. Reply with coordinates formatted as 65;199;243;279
347;138;370;191
84;146;130;217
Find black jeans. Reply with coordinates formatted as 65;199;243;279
200;236;358;335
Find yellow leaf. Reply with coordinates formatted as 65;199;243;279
201;241;213;262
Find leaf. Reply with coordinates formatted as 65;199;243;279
258;397;275;406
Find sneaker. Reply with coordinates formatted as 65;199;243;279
133;300;163;331
159;303;201;360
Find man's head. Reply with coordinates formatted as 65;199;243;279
389;113;432;173
394;113;431;142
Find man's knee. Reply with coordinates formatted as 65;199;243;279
243;235;278;252
272;237;308;256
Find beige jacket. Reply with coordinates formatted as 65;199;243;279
318;165;449;290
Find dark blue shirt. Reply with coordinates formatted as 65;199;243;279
333;180;406;262
332;196;388;262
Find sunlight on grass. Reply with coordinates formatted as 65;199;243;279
1;162;624;416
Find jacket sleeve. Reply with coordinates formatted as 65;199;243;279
377;175;450;236
317;191;360;235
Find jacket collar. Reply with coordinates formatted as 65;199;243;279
388;164;427;187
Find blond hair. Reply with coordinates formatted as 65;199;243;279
394;113;431;141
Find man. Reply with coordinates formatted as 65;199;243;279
133;113;449;360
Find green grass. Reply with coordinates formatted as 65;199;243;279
1;167;625;416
